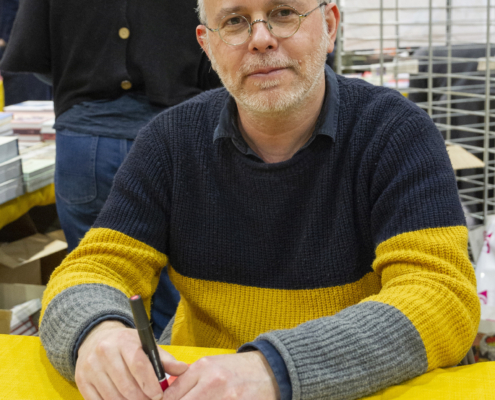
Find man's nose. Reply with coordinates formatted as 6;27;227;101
248;20;278;54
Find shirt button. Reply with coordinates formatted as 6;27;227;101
119;27;130;39
121;80;132;90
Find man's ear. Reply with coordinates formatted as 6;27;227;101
324;3;341;53
197;25;211;58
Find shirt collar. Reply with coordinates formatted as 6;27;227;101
213;64;340;156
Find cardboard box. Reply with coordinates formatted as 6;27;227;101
0;310;12;334
0;232;67;285
447;145;485;171
0;283;46;335
0;283;45;310
0;259;41;285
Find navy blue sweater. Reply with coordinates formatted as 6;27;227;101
40;67;478;400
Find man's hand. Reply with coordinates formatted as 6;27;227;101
75;320;188;400
164;351;280;400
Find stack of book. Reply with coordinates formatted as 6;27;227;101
0;136;24;204
4;101;55;143
20;143;56;193
41;119;56;142
0;112;13;137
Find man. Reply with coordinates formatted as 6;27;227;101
40;1;480;399
0;0;222;335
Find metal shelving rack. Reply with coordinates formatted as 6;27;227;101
335;0;494;228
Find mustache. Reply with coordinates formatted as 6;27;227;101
237;54;301;77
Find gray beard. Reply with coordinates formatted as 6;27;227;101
208;32;330;116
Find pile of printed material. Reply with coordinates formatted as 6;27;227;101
20;143;56;193
0;112;13;137
3;101;55;143
9;299;42;336
0;135;23;204
0;102;56;197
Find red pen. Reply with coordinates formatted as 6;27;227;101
129;295;169;391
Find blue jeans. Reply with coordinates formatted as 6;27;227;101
55;130;179;336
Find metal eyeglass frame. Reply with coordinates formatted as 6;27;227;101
205;2;328;46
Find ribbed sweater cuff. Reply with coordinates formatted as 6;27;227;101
257;301;428;400
40;284;135;381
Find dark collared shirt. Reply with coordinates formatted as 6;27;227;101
213;64;340;162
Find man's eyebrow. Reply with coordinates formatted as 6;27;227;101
213;0;309;24
214;6;247;24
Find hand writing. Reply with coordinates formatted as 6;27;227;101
75;320;188;400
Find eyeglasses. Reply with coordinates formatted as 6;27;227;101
205;2;328;46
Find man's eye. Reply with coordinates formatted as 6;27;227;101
226;17;242;25
272;8;296;18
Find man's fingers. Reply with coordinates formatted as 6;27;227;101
89;330;154;400
121;344;164;400
163;361;188;377
76;348;124;400
106;351;158;400
163;368;199;400
158;347;189;376
79;384;104;400
88;372;129;400
156;346;179;363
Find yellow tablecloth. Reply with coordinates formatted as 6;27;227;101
0;334;494;399
0;184;56;230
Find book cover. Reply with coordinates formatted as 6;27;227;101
4;101;54;112
13;129;42;136
0;113;13;126
0;137;19;164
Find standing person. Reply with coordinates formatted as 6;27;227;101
0;0;221;335
39;1;478;399
0;0;51;104
0;0;17;54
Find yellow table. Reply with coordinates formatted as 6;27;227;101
0;184;56;230
0;334;494;399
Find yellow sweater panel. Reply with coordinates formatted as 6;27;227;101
169;267;381;349
41;228;167;321
366;226;480;371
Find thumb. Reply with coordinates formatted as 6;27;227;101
158;347;189;376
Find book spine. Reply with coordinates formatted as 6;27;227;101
13;129;41;135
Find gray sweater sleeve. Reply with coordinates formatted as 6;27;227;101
40;284;135;381
256;301;428;400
